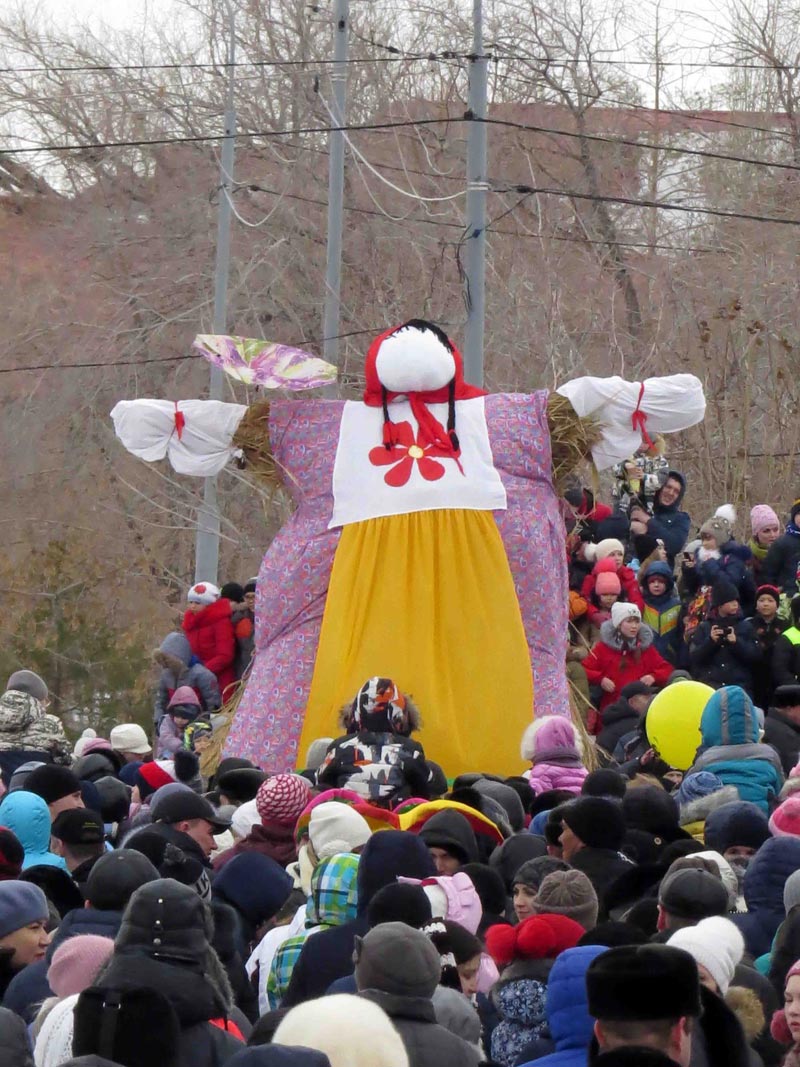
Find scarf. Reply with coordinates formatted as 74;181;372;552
749;537;769;562
787;521;800;538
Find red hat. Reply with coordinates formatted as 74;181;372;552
769;796;800;838
256;774;313;828
485;913;584;967
137;761;175;799
596;571;621;596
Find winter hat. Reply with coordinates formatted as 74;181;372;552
700;510;734;544
582;769;627;799
232;798;260;839
512;856;570;892
0;880;47;938
256;774;313;827
217;768;267;804
611;601;641;628
243;577;258;595
784;869;800;914
585;539;625;563
668;916;745;994
561;797;626;851
308;802;372;859
5;669;48;703
658;868;729;921
354;921;441;997
712;578;741;609
398;871;482;932
73;728;97;760
115;878;214;967
622;786;680;840
460;862;507;918
7;761;44;793
136;761;175;800
586;944;702;1021
212;852;294;927
485;912;584;967
365;882;433;930
533;869;599;929
489;835;547;890
0;828;23;880
92;776;132;825
442;919;484;964
770;796;800;837
704;801;770;854
595;564;622;597
85;849;160;911
48;934;115;998
274;994;409;1067
643;561;673;586
220;582;244;603
751;505;780;538
187;581;220;605
676;772;726;808
109;724;151;755
24;764;82;806
167;686;201;716
530;717;580;763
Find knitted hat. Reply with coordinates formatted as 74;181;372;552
0;827;24;880
784;869;800;914
256;774;313;827
48;934;115;998
751;505;780;537
582;769;627;799
187;582;219;605
611;602;641;628
596;569;622;596
136;761;175;800
85;849;160;911
658;868;729;920
561;797;626;851
0;881;47;938
512;856;571;892
308;801;372;859
5;669;48;703
366;882;433;930
354;921;441;998
460;862;506;918
25;765;82;805
770;796;800;838
220;582;244;603
109;724;151;755
712;578;741;608
585;539;625;563
485;912;584;967
668;916;745;994
700;512;733;544
533;869;598;930
756;584;782;608
586;945;702;1021
704;801;770;854
676;772;725;808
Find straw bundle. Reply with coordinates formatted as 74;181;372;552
231;399;281;489
546;392;602;493
201;677;248;779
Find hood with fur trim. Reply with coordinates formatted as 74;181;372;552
598;619;655;651
724;985;764;1042
679;785;741;827
520;717;588;765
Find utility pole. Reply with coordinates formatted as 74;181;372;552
463;0;488;387
196;0;236;583
321;0;349;367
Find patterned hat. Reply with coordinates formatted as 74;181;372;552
349;677;409;734
256;774;313;827
187;582;220;606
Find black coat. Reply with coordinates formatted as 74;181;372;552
569;847;634;912
596;699;641;757
749;616;787;710
689;616;761;694
282;914;369;1007
360;989;481;1067
763;708;800;776
764;532;800;593
772;632;800;688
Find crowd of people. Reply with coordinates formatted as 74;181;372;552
6;474;800;1066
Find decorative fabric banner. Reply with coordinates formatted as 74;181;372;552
193;334;337;389
556;373;706;469
110;398;247;476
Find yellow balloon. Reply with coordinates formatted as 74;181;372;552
645;681;715;771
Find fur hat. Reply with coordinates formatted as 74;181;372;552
751;505;780;538
769;795;800;838
582;769;627;799
611;601;641;628
256;774;313;828
668;916;744;994
48;934;115;998
217;768;267;804
622;786;681;839
274;994;410;1067
187;582;219;605
486;912;584;967
309;801;372;859
532;869;598;929
586;944;702;1020
584;539;625;564
561;797;626;851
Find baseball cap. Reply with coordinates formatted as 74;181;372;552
153;791;231;831
110;724;151;755
52;808;105;846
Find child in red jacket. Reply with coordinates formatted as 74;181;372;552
182;582;237;700
581;540;644;624
582;602;672;723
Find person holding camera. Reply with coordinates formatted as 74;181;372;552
688;580;761;696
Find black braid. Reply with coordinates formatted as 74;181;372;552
447;379;459;451
382;386;392;449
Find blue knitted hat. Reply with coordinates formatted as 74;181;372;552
0;880;48;938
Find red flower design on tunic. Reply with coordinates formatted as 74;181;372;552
369;421;461;487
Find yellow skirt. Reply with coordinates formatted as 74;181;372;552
299;509;534;778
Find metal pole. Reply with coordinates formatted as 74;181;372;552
321;0;349;367
196;0;237;584
463;0;488;387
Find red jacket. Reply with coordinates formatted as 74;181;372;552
182;599;236;698
582;620;672;711
581;565;645;624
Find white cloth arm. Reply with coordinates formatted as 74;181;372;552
110;398;247;476
555;374;706;469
